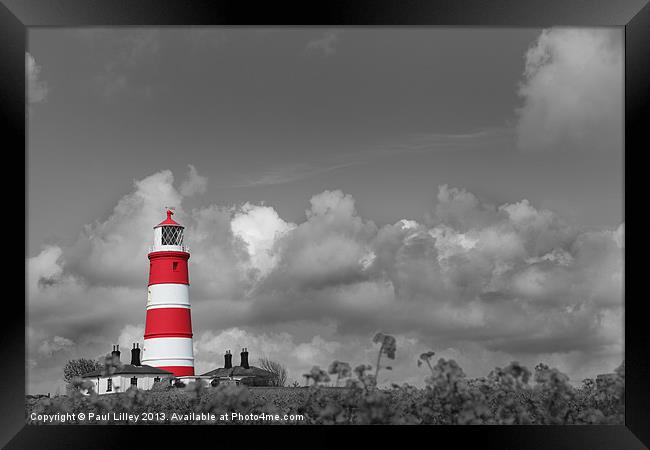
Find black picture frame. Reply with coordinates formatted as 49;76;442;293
3;0;647;448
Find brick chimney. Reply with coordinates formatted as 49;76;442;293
240;347;249;369
224;350;232;369
131;343;141;366
111;345;121;362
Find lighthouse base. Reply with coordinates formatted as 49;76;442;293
159;366;195;376
141;336;194;378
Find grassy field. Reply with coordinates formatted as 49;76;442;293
25;369;624;425
26;335;624;425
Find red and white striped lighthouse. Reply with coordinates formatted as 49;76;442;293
141;208;195;376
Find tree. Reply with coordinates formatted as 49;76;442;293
63;358;102;391
258;356;288;387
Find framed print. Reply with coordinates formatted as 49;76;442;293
2;0;648;448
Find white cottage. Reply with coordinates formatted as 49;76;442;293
81;344;174;395
202;349;276;387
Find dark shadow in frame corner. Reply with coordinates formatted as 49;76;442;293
624;0;650;447
2;0;648;448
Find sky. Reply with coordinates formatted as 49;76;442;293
26;27;624;395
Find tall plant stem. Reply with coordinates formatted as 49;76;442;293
374;344;383;388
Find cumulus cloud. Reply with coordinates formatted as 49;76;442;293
179;164;207;196
231;203;295;277
65;170;184;287
184;204;254;302
255;190;377;294
26;52;48;104
429;185;499;231
246;185;622;361
38;336;75;357
27;169;623;393
516;28;623;153
117;324;145;351
27;245;63;296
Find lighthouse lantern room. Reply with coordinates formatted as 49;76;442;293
141;208;195;377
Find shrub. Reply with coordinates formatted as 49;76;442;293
28;333;624;425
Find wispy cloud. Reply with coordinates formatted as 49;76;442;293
397;127;515;154
226;161;363;188
305;30;343;56
26;52;48;104
184;28;230;50
223;127;514;189
69;29;161;99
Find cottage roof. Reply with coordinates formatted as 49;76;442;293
201;365;275;379
81;364;174;378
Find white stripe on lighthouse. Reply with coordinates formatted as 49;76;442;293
141;358;194;369
141;337;194;366
147;283;190;309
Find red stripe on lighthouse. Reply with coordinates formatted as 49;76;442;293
144;308;193;339
148;251;190;286
160;366;195;376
